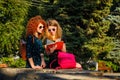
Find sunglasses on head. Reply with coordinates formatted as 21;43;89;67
39;26;44;29
48;28;56;32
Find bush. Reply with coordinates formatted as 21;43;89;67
99;60;119;72
0;57;26;68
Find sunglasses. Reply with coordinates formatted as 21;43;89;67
39;26;44;29
48;28;56;32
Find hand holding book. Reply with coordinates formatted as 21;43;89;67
46;41;64;51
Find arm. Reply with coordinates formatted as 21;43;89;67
61;43;66;52
44;45;50;55
45;44;57;55
40;53;46;68
26;36;35;68
28;58;42;69
26;36;41;69
44;39;57;55
28;58;35;68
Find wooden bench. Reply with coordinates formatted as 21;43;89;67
98;61;112;72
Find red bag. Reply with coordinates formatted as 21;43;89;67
57;52;76;69
50;51;76;69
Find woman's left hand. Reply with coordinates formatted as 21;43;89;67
41;60;46;68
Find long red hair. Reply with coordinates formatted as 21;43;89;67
26;15;47;39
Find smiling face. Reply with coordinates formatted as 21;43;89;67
26;15;47;38
37;23;44;34
46;19;62;40
48;26;57;36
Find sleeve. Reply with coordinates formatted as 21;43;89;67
41;45;45;53
26;35;33;58
38;40;44;54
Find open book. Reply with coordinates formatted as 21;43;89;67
46;41;64;51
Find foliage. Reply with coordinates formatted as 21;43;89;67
105;61;119;72
0;57;26;68
107;39;120;66
83;37;114;60
27;0;118;67
107;7;120;39
81;0;114;61
50;0;115;62
0;0;119;71
0;0;29;57
99;60;119;72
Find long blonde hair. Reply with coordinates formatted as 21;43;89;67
46;19;62;40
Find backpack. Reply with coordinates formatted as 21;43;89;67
50;51;76;69
20;39;27;60
20;36;35;60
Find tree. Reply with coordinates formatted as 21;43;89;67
107;7;120;39
107;39;120;65
0;0;29;57
41;0;115;62
81;0;114;61
105;2;120;71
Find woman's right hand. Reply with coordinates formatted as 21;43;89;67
45;44;57;54
32;65;42;69
49;44;57;53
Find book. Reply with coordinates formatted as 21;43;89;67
46;41;64;51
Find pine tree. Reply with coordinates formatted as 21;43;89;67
82;0;114;61
107;39;120;65
105;1;120;67
107;7;120;39
42;0;114;62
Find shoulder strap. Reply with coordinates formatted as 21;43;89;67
50;58;61;69
50;59;57;69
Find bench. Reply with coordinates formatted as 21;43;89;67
98;61;112;72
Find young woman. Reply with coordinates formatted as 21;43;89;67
45;19;82;69
26;15;46;69
44;19;66;68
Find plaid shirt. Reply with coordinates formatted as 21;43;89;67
26;35;44;68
